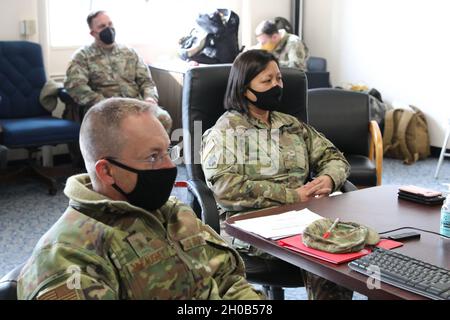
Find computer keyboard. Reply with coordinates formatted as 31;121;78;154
348;247;450;300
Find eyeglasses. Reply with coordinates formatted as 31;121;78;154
106;145;181;168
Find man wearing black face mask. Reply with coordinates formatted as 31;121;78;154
63;10;172;133
17;97;264;300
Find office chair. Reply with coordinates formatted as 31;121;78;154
308;88;383;187
0;41;80;194
307;56;327;72
0;264;22;300
182;64;356;299
306;56;331;89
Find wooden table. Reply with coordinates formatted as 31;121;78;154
225;185;450;300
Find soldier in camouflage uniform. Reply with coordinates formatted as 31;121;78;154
63;11;171;132
253;20;309;71
201;50;353;300
17;97;263;300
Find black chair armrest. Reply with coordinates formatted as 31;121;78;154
0;264;23;300
186;179;220;233
341;180;357;193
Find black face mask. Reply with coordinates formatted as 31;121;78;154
246;85;283;111
99;27;116;45
107;158;177;212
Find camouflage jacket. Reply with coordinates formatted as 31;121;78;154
64;43;158;107
17;174;263;300
255;29;309;71
62;43;172;132
201;110;349;214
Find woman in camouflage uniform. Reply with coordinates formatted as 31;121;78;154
201;50;353;300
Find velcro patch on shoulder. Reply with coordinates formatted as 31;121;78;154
179;234;206;251
37;282;84;300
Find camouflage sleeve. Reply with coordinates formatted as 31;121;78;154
284;40;308;71
133;49;159;102
201;130;299;211
199;223;265;300
17;244;119;300
303;124;350;191
64;51;105;107
161;198;264;299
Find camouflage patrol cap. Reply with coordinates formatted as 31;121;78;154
302;218;380;253
39;79;62;112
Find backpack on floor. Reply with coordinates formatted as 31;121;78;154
383;105;430;164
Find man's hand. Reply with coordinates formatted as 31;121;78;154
295;175;334;202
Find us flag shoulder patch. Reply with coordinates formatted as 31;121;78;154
37;282;83;300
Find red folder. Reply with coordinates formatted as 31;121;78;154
277;235;403;264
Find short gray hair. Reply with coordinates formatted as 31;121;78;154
79;98;155;183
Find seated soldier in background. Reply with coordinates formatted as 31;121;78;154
18;98;263;300
64;10;171;131
253;19;309;71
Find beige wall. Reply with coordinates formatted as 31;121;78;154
304;0;450;148
0;0;39;42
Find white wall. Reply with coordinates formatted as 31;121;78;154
304;0;450;148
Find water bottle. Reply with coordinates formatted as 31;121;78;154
440;195;450;237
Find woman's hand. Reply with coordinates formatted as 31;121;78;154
295;175;334;202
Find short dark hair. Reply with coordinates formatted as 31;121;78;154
87;10;106;29
255;20;279;36
224;50;279;114
80;98;155;184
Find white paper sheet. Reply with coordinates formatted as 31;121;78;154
232;209;324;240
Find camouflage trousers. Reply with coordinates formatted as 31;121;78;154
241;254;353;300
302;270;353;300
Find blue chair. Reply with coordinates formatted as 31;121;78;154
0;41;80;195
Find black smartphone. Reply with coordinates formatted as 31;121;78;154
398;192;445;205
388;231;421;241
